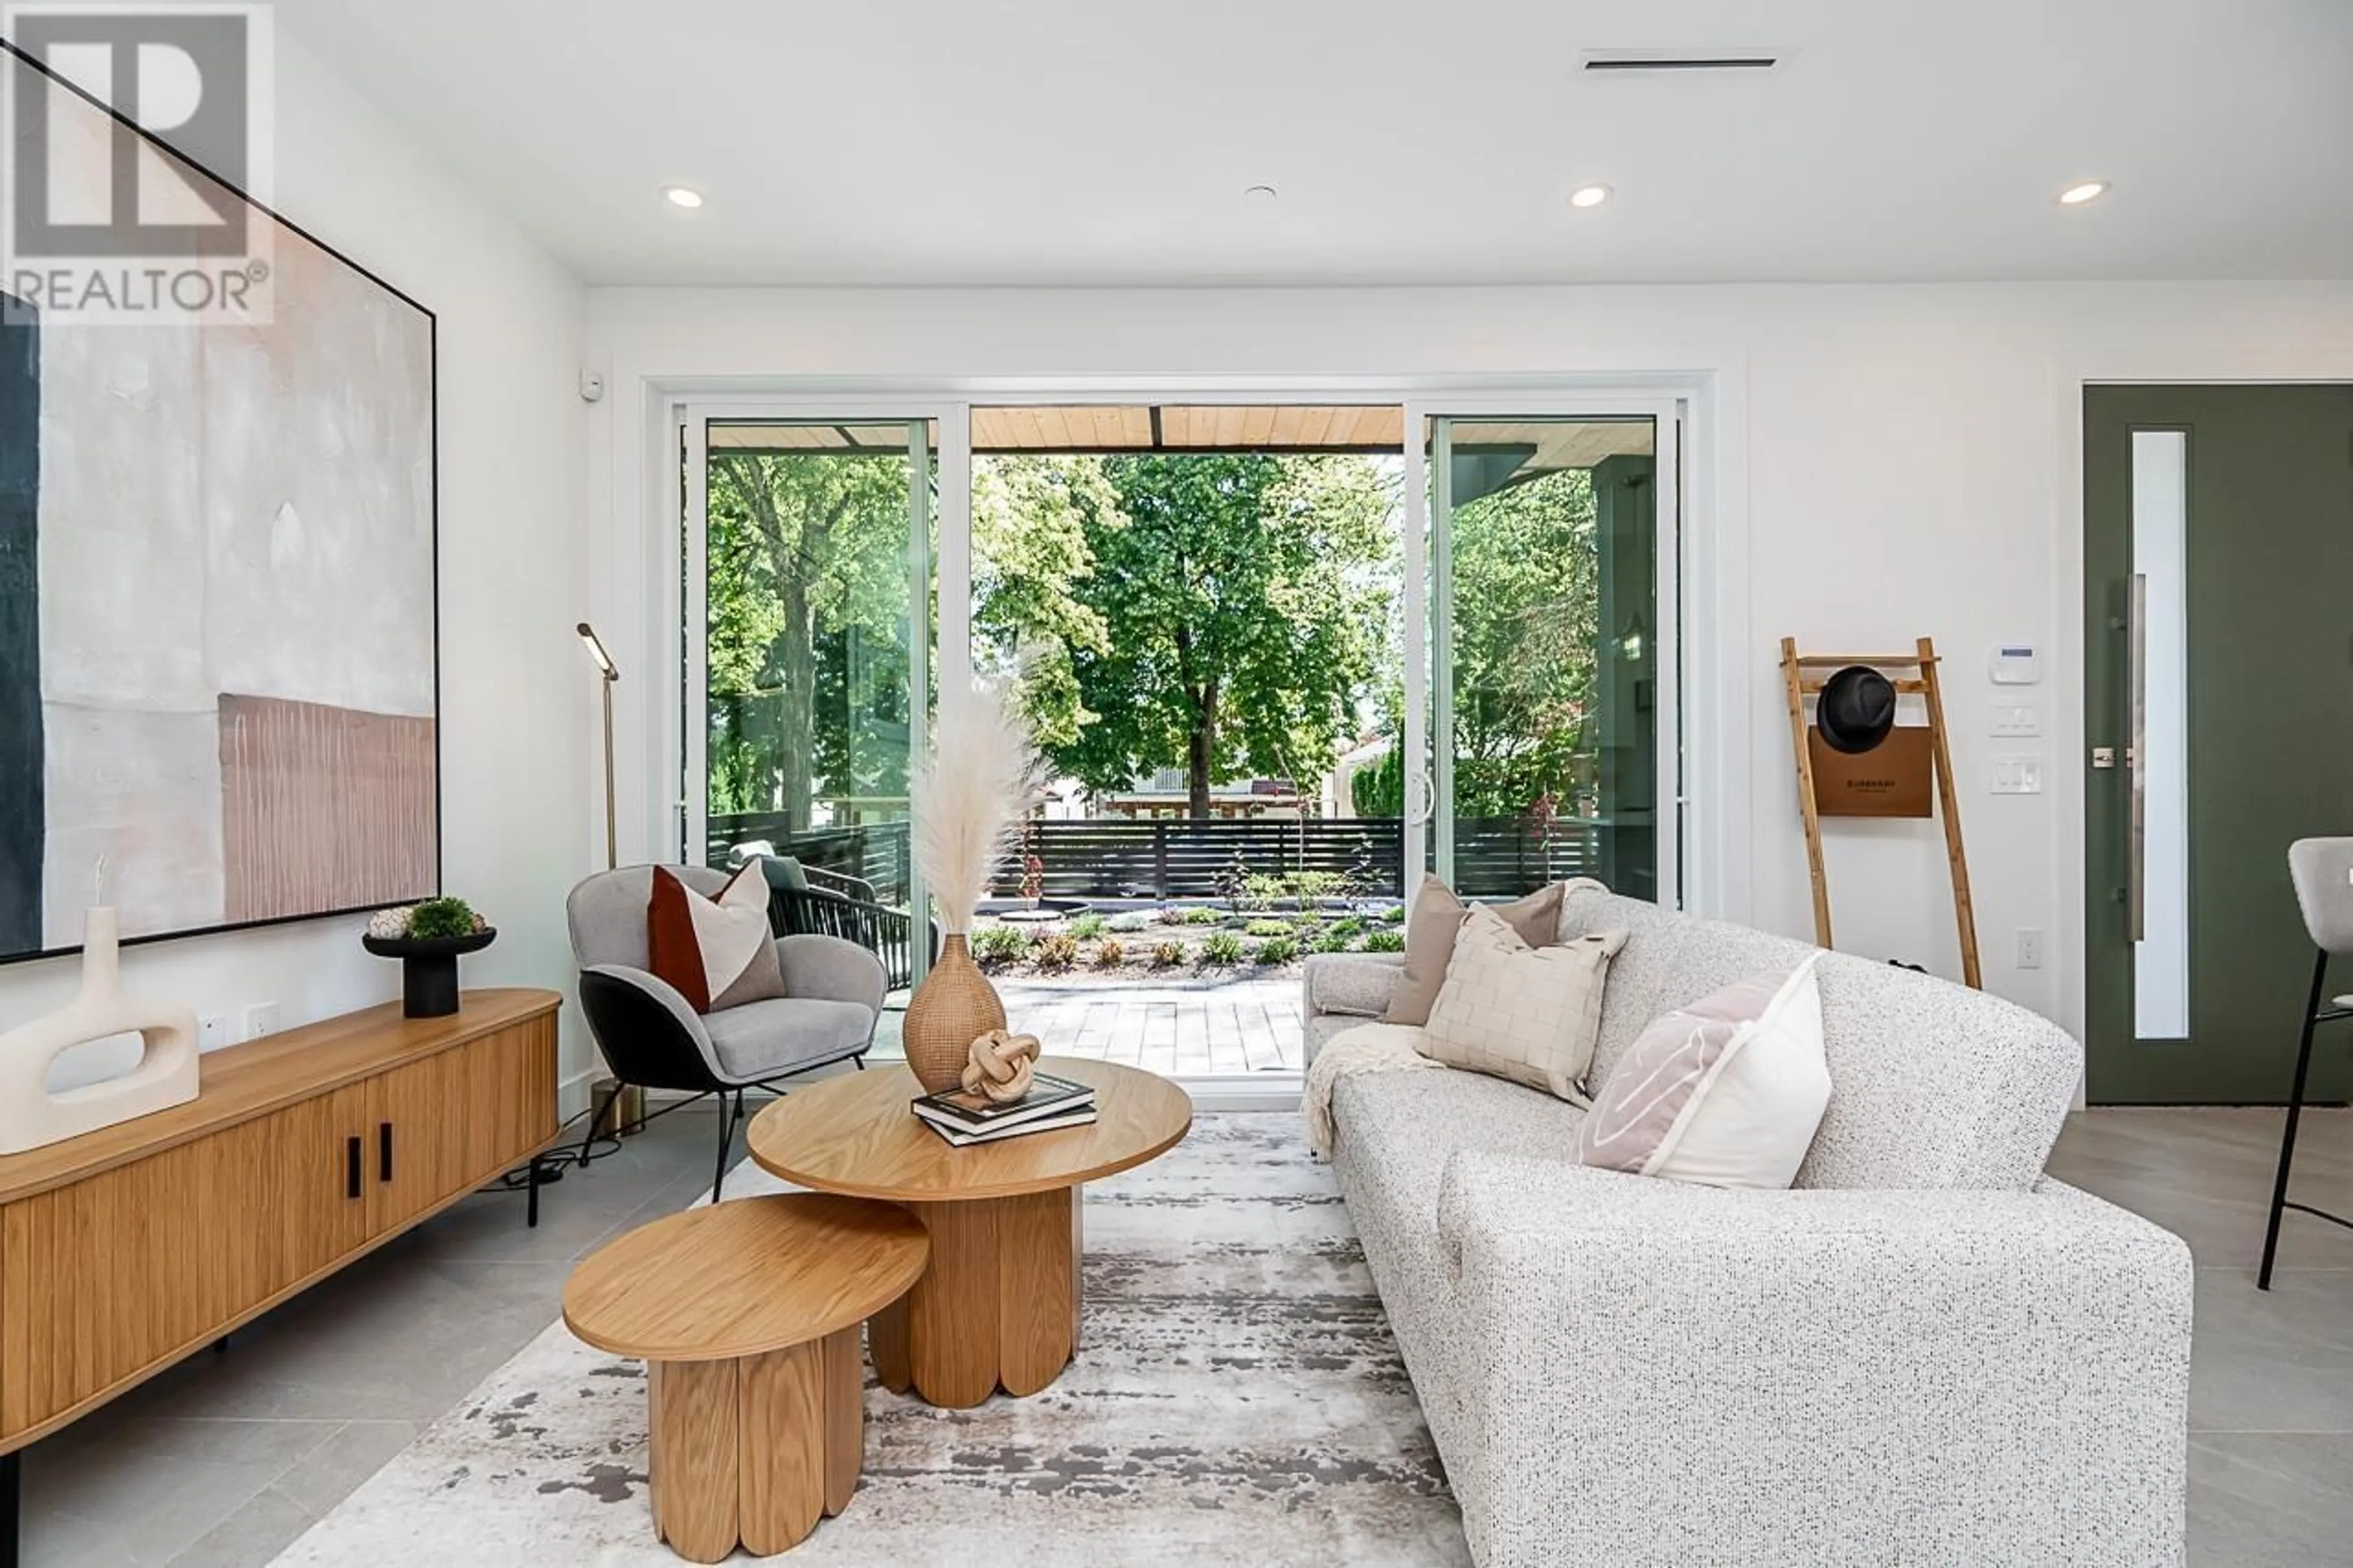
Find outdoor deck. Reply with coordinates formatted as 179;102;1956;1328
877;972;1306;1079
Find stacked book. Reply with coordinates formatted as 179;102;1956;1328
912;1072;1098;1146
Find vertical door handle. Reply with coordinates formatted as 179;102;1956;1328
345;1135;363;1200
2127;572;2148;942
378;1121;394;1184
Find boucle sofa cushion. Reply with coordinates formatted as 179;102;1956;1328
1385;876;1563;1025
1325;1066;1586;1468
1574;956;1830;1189
1422;907;1626;1103
1557;885;2080;1191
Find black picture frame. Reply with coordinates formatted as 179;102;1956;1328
0;36;441;966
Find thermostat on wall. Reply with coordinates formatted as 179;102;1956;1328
1988;643;2041;685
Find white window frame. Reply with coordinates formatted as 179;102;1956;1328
659;382;1709;939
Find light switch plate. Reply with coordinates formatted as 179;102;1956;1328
1990;701;2041;738
1990;757;2044;795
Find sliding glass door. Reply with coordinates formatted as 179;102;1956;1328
1406;409;1679;906
682;409;942;976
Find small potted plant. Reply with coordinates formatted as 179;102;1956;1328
362;897;496;1018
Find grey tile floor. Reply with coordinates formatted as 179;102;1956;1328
17;1100;2353;1566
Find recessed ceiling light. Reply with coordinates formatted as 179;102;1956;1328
1568;183;1613;209
2056;180;2109;206
1244;184;1278;202
664;186;705;210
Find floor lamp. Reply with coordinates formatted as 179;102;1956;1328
577;623;619;869
574;623;641;1139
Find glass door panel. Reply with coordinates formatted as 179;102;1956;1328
689;415;938;977
1425;415;1662;901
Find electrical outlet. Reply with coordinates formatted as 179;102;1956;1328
2016;929;2045;970
244;1001;281;1038
199;1015;230;1050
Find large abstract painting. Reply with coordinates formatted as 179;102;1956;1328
0;50;437;961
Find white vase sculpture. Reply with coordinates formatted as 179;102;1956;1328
0;908;200;1154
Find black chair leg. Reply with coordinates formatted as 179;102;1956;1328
711;1090;744;1206
2260;949;2329;1290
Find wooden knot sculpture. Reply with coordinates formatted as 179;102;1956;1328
961;1029;1042;1103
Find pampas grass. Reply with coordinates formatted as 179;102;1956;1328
912;680;1046;934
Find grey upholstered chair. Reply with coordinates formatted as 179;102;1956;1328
2262;838;2353;1287
566;864;887;1203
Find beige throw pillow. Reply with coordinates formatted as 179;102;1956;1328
1573;955;1829;1190
1420;906;1628;1104
1384;876;1564;1026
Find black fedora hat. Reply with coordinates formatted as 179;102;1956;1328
1816;665;1896;754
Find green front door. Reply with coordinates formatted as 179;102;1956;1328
2084;385;2353;1103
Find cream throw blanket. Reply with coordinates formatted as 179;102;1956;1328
1303;1022;1446;1160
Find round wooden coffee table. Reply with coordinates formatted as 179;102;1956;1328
563;1194;928;1562
746;1057;1191;1410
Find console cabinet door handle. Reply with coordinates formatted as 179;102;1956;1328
345;1135;363;1200
379;1121;394;1184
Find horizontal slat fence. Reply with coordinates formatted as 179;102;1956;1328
710;812;1611;904
990;819;1405;901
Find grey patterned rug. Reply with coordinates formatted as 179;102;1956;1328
270;1112;1467;1566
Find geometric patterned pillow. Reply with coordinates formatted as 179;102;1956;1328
1420;905;1628;1104
645;864;788;1014
1574;954;1828;1190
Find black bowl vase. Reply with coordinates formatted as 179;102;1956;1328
363;928;497;1018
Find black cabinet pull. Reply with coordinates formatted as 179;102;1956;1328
379;1121;394;1184
345;1135;362;1199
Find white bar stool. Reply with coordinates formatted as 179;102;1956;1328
2260;838;2353;1289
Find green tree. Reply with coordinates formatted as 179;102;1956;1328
969;455;1112;749
1051;452;1393;817
1351;467;1603;822
705;449;914;825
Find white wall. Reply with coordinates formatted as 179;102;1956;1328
585;281;2353;1039
6;37;596;1101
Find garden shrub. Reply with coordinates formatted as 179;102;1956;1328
1199;931;1245;966
1151;940;1186;968
1034;933;1079;970
1362;928;1406;953
1183;907;1223;926
1067;913;1107;940
1252;936;1299;965
972;925;1029;966
1094;938;1126;968
1245;918;1295;939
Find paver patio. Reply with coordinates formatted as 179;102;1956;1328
874;971;1305;1078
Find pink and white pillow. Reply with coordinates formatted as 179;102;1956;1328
1572;954;1829;1190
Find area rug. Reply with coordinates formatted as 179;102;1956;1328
270;1112;1468;1566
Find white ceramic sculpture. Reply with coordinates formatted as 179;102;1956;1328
0;908;200;1154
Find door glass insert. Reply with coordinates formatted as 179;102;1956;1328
2131;429;2189;1039
697;419;936;969
1428;417;1660;900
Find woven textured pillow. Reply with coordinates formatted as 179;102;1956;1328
1574;954;1828;1190
1420;905;1627;1104
1384;876;1565;1026
646;865;788;1014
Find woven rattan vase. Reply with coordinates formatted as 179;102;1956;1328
903;934;1007;1095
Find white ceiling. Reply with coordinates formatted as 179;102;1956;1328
272;0;2353;287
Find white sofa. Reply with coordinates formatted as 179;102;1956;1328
1302;885;2192;1568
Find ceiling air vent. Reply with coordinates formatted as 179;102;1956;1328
1581;50;1783;74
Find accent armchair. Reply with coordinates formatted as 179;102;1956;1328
566;865;887;1203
